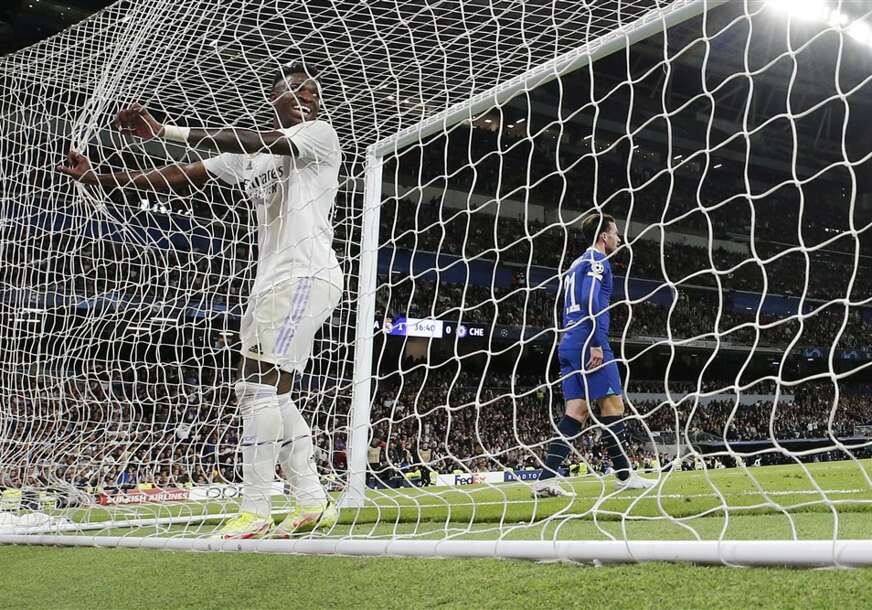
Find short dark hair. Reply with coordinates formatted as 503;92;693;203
579;212;616;247
272;60;320;88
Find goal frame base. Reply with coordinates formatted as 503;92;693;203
1;536;870;567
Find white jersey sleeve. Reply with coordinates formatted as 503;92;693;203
202;152;247;185
280;120;340;164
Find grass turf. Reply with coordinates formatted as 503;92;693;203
3;459;872;608
3;545;872;609
49;458;872;541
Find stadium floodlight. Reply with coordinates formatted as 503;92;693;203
2;0;872;568
767;0;871;48
766;0;830;22
848;21;872;46
829;10;850;27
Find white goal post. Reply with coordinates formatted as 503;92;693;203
3;535;872;568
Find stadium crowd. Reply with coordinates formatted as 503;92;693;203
363;370;872;486
383;193;872;303
5;349;871;497
378;276;872;352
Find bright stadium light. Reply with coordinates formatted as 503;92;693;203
848;20;872;45
767;0;830;22
829;9;850;27
767;0;871;47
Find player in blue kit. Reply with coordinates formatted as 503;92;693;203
533;213;655;497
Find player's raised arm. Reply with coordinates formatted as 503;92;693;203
55;148;210;192
112;104;300;157
112;63;324;158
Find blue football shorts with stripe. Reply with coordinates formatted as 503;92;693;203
558;342;622;402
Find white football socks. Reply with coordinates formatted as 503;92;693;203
235;381;282;517
276;393;328;507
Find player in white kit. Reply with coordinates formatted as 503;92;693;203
56;61;343;538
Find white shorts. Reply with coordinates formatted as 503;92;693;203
239;277;342;373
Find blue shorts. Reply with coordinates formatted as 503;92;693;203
558;345;622;402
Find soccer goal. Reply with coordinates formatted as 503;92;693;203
3;0;872;567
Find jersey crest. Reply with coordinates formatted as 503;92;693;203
588;260;604;281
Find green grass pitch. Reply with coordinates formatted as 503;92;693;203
3;459;872;609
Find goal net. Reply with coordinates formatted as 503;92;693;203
2;0;872;566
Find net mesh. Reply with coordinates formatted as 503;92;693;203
2;0;872;553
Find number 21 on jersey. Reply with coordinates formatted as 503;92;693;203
564;271;581;314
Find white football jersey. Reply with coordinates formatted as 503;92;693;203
203;119;343;295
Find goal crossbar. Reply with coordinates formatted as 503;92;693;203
367;0;730;158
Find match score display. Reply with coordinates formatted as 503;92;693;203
375;317;488;340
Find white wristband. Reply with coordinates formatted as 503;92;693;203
161;124;190;144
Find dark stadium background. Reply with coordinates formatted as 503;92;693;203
1;0;112;55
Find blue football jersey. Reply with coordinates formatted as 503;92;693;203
560;248;611;349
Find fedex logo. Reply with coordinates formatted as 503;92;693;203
454;473;486;485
